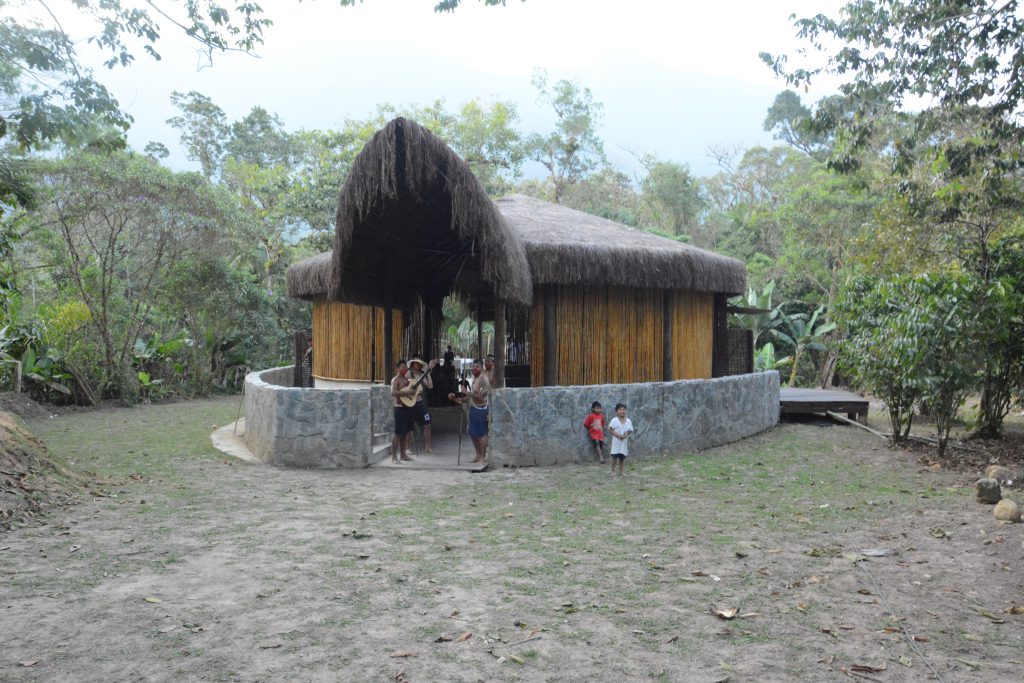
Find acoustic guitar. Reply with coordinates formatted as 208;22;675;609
399;359;438;408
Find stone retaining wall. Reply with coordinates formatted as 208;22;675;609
244;367;779;468
244;366;372;468
488;371;780;467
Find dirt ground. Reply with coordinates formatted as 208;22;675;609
1;397;1023;682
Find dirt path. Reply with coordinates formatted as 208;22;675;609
2;398;1022;681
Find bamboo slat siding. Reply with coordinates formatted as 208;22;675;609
671;291;714;380
529;285;713;386
312;300;402;382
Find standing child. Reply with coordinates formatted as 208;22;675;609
608;403;634;476
583;401;607;464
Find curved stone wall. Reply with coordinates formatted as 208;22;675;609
487;371;780;467
244;366;374;468
244;367;779;469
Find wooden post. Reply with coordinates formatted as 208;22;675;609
662;291;673;382
383;306;393;379
494;294;506;388
543;284;557;386
423;294;434;362
293;330;305;387
476;298;483;360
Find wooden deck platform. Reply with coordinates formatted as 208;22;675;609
779;388;869;422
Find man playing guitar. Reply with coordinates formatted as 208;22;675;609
404;357;437;454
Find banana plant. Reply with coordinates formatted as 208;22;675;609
771;305;837;387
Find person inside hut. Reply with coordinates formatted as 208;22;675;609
443;345;456;394
484;353;495;384
405;357;436;454
390;359;416;463
448;359;490;464
301;334;314;388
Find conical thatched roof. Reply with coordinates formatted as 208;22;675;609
286;117;532;308
495;194;746;294
287;118;746;304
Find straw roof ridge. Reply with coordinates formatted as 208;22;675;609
328;117;532;306
286;251;332;301
495;194;746;294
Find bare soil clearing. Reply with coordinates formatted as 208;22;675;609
2;397;1022;682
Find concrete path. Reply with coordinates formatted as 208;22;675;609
210;420;487;471
210;419;260;463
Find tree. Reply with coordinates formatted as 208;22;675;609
30;151;237;399
771;305;837;387
167;90;229;179
526;71;606;203
1;0;510;152
762;0;1024;180
637;155;703;237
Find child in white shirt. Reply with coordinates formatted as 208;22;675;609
608;402;634;476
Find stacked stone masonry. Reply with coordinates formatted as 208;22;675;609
244;367;780;469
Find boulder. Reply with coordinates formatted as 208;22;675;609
976;478;1002;504
984;465;1015;486
993;499;1021;523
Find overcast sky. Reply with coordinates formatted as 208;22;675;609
57;0;846;178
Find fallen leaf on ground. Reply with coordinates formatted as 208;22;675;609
712;606;739;620
850;663;886;673
973;607;1006;623
1005;605;1024;615
258;643;281;649
857;588;873;595
455;632;472;642
143;597;162;604
18;661;38;667
390;650;418;658
507;654;525;665
158;625;177;634
664;635;679;644
956;658;981;670
433;634;452;642
899;655;913;667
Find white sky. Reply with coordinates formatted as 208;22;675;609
47;0;847;177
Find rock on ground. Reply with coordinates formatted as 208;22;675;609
976;478;1002;504
984;465;1015;486
993;498;1021;522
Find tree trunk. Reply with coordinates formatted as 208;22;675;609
818;348;839;388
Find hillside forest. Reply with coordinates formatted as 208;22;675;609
1;1;1023;458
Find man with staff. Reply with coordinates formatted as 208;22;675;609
449;359;491;465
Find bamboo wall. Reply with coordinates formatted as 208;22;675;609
670;290;714;380
312;300;403;382
529;285;713;387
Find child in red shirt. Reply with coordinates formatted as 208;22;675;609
583;401;607;464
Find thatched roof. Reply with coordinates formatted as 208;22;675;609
287;119;746;304
495;194;746;294
287;117;532;308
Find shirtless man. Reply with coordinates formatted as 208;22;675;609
404;357;436;454
390;360;416;463
484;354;495;385
448;359;491;464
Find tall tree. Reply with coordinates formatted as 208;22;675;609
31;151;237;398
167;90;229;179
637;154;703;237
526;71;606;203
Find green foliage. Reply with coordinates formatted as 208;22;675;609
770;306;837;387
637;155;703;236
526;70;606;203
839;273;993;455
838;278;926;443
